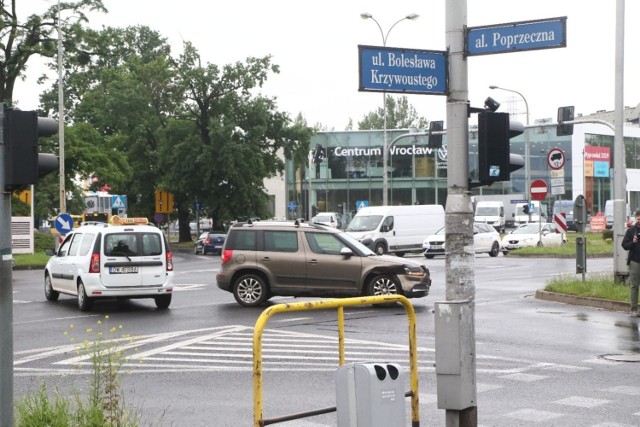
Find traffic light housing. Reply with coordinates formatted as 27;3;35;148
312;144;326;164
427;120;443;148
3;107;59;190
557;106;575;136
477;111;524;185
522;204;530;214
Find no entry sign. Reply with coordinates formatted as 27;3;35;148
530;179;548;200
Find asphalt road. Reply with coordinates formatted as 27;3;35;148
10;252;640;426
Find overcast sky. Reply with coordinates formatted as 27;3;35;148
16;0;640;130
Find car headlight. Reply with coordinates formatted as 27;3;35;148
403;265;425;276
361;233;372;240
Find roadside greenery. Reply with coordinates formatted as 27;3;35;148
545;271;630;303
507;231;614;256
15;317;151;426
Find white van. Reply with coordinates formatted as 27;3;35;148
312;212;341;228
474;201;505;233
345;205;445;256
604;200;631;229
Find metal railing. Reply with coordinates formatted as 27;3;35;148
253;295;420;426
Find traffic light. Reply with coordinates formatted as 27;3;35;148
3;106;59;190
477;111;524;185
557;106;575;136
427;120;443;148
523;204;530;214
312;144;326;164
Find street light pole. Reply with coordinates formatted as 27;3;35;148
361;12;419;206
490;85;530;215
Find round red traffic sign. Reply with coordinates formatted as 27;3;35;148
547;147;566;170
530;179;548;200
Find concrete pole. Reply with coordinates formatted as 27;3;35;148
0;105;15;426
613;0;627;282
444;0;477;425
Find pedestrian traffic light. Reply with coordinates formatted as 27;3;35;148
3;106;59;190
312;144;326;164
427;120;443;148
477;111;524;185
557;106;575;136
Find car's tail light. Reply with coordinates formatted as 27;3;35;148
221;249;233;264
204;238;211;244
166;251;173;271
89;253;100;273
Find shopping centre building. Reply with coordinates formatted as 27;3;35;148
272;107;640;223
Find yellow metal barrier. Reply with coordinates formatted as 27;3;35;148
253;295;420;427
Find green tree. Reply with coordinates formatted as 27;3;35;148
0;0;106;106
358;95;428;130
156;42;312;239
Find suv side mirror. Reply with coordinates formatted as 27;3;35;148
340;247;353;257
380;225;389;233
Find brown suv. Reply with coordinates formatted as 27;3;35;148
216;220;431;307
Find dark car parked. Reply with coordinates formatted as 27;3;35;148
194;232;226;255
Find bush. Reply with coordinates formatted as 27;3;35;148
602;229;613;240
34;230;56;252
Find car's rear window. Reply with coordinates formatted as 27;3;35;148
264;231;298;252
227;230;257;251
104;232;163;256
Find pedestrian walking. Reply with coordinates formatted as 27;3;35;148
621;210;640;317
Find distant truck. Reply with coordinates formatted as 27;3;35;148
471;194;525;228
474;201;505;233
345;204;445;256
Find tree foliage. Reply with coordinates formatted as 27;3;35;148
4;4;314;241
358;95;428;130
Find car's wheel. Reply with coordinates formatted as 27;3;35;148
489;241;500;257
537;241;543;247
77;281;93;312
374;242;387;255
155;294;172;309
424;254;435;259
233;274;270;307
44;274;59;302
194;246;198;254
367;274;400;297
395;252;405;258
502;251;509;256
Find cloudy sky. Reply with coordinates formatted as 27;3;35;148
16;0;640;130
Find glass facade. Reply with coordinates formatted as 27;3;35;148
285;125;640;221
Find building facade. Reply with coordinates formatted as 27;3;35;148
284;121;640;223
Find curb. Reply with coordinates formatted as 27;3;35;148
535;289;630;313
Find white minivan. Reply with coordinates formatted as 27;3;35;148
44;217;174;311
345;205;445;256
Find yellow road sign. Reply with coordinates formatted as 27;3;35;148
155;190;174;214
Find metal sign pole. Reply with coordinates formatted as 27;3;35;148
0;105;15;426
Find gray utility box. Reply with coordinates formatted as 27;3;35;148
336;362;406;427
434;300;477;410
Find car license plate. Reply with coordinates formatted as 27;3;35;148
506;244;518;250
109;266;138;274
214;245;222;249
432;245;443;250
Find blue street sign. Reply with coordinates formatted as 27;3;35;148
55;213;73;234
288;201;297;211
111;195;127;209
593;161;610;178
467;17;567;56
358;45;447;95
356;200;369;211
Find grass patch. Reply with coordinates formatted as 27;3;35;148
508;231;613;256
545;271;629;302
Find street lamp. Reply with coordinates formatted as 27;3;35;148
361;12;419;206
489;85;531;212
